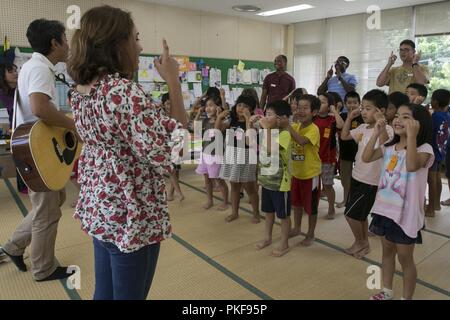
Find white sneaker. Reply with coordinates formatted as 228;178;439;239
370;291;394;300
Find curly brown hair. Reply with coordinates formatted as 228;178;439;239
67;5;138;85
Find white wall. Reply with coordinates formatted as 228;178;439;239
0;0;287;62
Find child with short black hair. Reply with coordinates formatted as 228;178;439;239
288;94;322;246
255;100;292;256
316;93;344;218
341;89;394;259
406;83;428;105
386;92;410;125
426;89;450;217
337;91;363;208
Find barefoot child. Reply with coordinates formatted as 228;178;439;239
316;93;344;219
363;104;433;300
340;89;393;259
255;100;292;256
287;94;322;246
217;95;261;223
337;91;363;208
195;95;229;210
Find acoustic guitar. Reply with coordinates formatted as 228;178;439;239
11;120;82;192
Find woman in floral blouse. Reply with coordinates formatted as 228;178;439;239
67;5;187;300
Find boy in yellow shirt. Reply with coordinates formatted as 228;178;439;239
287;94;322;246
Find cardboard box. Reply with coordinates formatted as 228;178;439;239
0;153;17;179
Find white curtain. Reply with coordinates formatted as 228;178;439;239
294;7;414;95
416;1;450;36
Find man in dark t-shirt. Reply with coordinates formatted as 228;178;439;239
260;55;295;110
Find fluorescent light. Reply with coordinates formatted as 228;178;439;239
256;4;314;16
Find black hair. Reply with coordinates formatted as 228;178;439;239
344;91;361;103
161;92;170;105
318;92;335;108
206;94;222;107
362;89;388;110
329;92;343;106
241;88;260;108
388;91;410;109
299;94;321;112
407;83;428;98
400;39;416;50
337;56;350;66
0;62;17;95
26;19;66;55
292;88;306;102
205;87;220;98
280;55;288;64
431;89;450;108
266;100;292;117
386;103;432;148
231;95;256;119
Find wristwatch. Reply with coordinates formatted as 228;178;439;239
412;63;419;68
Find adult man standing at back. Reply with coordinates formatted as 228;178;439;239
376;39;429;94
0;19;76;282
317;56;357;102
260;55;296;110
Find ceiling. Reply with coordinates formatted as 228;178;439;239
140;0;443;24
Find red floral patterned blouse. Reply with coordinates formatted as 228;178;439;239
69;74;182;253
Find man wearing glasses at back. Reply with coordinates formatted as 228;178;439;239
376;39;429;94
317;56;357;102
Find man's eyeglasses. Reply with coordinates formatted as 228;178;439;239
398;48;413;53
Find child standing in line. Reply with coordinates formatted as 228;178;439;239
195;95;229;210
337;91;363;208
386;92;410;126
287;94;322;246
406;83;427;105
316;93;344;219
255;100;292;257
363;104;433;300
426;89;450;217
216;95;261;223
162;93;185;202
340;89;394;259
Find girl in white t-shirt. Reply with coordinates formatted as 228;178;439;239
362;104;434;300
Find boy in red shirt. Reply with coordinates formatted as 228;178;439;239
315;93;344;219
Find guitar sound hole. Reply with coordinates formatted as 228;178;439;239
65;132;76;149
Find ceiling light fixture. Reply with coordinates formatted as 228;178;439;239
257;4;314;16
232;5;261;13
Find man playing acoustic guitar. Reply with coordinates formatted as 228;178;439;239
1;19;76;282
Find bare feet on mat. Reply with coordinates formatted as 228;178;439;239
300;235;315;247
217;203;229;211
336;201;346;208
440;198;450;206
251;214;261;224
225;214;239;222
271;246;290;257
203;202;213;210
255;239;272;250
353;245;370;259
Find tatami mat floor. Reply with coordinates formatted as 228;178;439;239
1;164;449;300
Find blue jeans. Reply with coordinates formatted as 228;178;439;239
93;237;160;300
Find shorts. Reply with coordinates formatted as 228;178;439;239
429;160;440;172
196;154;222;179
321;163;335;186
369;214;423;245
344;178;378;221
291;176;321;215
261;187;291;219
